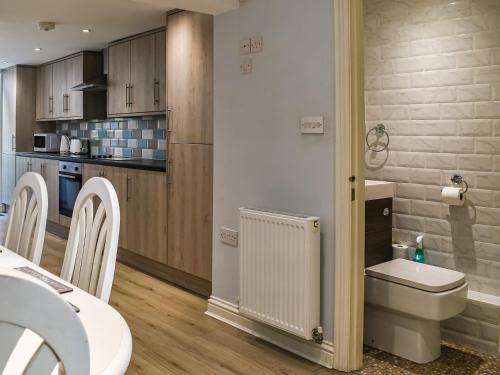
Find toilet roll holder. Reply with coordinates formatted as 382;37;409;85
450;174;469;194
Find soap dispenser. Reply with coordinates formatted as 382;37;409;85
413;235;425;263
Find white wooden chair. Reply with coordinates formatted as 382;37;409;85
0;268;89;375
61;177;120;303
4;172;48;265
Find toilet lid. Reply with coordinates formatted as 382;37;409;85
365;259;466;292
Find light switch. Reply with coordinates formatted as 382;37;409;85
250;36;263;53
240;38;251;55
301;116;324;134
240;57;252;75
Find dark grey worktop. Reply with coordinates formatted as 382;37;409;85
16;152;166;172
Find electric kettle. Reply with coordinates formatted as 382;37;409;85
60;135;70;153
69;138;89;155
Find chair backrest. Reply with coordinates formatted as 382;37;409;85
4;172;48;265
60;177;120;303
0;268;89;375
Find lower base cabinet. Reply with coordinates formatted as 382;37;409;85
15;156;59;223
2;154;17;206
31;158;59;223
82;164;167;264
167;144;213;281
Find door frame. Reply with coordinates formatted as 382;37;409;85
333;0;365;371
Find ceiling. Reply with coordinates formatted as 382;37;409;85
0;0;239;69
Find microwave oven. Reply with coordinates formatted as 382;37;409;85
34;133;61;152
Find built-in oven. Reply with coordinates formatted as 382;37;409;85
59;161;82;217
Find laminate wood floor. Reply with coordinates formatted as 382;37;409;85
39;232;500;375
40;233;336;375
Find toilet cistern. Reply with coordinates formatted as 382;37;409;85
413;235;425;263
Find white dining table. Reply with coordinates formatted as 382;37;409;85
0;246;133;375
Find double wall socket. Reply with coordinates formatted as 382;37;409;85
220;227;238;247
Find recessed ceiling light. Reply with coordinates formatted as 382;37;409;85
34;47;42;52
82;28;91;33
2;61;7;64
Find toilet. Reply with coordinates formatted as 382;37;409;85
364;258;468;364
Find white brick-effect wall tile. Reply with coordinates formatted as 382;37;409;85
365;0;500;355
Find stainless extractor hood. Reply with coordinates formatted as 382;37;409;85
71;76;107;92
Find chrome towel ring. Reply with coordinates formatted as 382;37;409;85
366;123;390;152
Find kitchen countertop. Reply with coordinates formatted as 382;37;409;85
16;152;166;172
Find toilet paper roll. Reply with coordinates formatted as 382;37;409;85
393;243;409;260
442;186;465;206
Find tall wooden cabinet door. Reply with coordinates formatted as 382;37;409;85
2;68;16;155
126;169;167;264
66;55;84;118
52;60;67;119
155;30;166;112
167;11;213;145
36;65;53;120
167;144;213;280
130;34;156;113
31;158;59;222
3;154;17;205
101;166;128;249
108;42;131;116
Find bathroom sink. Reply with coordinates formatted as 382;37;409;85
365;180;395;201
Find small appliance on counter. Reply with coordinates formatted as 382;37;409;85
69;138;90;155
34;133;61;152
60;135;70;154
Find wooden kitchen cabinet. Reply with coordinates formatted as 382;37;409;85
35;64;53;120
107;28;166;117
15;156;32;182
167;144;213;280
83;164;128;249
2;66;37;205
126;169;167;264
167;11;213;145
31;158;59;223
107;42;130;116
36;52;105;121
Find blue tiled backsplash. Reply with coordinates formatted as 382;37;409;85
56;116;166;160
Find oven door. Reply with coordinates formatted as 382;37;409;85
59;173;82;217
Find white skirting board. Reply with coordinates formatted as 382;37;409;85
205;296;334;369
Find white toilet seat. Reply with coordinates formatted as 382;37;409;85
364;259;469;363
366;258;466;292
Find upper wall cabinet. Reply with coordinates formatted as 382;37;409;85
167;11;213;145
108;29;166;117
36;52;106;121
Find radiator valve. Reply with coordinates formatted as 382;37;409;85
312;326;324;344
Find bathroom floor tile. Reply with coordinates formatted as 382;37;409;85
356;342;500;375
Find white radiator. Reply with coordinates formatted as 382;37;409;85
239;207;321;340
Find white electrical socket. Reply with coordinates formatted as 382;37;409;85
240;38;251;55
220;227;238;247
250;36;263;53
240;57;252;75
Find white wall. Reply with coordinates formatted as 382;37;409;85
213;0;335;340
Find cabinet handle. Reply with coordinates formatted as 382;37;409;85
126;176;132;201
11;135;15;151
40;164;45;178
49;96;54;113
125;84;129;107
167;160;173;185
154;80;159;105
62;94;65;112
167;108;173;133
129;84;133;107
